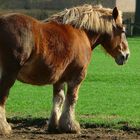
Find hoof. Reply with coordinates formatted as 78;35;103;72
48;120;59;133
48;125;59;133
59;118;81;134
0;121;12;135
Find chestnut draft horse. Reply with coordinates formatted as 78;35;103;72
0;4;129;135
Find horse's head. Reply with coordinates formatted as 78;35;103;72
101;7;130;65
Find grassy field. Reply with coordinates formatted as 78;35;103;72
6;37;140;129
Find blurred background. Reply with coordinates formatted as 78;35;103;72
0;0;139;36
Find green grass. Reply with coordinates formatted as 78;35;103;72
6;37;140;129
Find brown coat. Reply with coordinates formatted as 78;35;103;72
0;13;91;86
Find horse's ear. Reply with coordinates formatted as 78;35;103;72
112;7;119;21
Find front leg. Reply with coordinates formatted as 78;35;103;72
48;83;65;132
59;82;81;134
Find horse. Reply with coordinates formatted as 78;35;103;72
0;4;130;135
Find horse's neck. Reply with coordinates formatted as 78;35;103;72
85;30;101;50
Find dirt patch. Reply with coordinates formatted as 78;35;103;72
0;118;140;140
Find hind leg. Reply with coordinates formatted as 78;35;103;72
0;74;17;135
0;61;20;135
48;82;65;132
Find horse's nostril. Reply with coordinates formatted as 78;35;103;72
121;55;125;60
126;54;129;60
115;53;129;65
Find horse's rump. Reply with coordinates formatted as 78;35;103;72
0;13;35;66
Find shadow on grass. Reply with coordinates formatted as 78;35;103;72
8;117;48;128
7;117;140;133
7;117;49;134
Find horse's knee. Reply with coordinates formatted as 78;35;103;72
53;89;65;105
52;89;65;120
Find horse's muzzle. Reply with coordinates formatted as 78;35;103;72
115;53;130;65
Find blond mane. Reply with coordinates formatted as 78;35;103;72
44;4;122;34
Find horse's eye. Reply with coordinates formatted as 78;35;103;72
122;30;126;33
122;29;126;34
122;27;126;34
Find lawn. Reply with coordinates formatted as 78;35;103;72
6;37;140;129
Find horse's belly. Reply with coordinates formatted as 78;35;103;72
17;64;62;85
